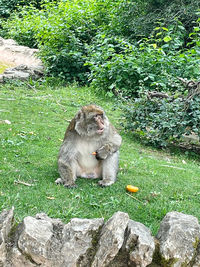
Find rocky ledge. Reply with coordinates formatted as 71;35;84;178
0;37;44;82
0;208;200;267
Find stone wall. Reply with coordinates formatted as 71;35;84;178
0;208;200;267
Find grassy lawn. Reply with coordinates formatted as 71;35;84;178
0;80;200;235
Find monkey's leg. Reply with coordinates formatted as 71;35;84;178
56;159;77;188
98;151;119;187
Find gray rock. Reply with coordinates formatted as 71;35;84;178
0;37;18;46
17;215;64;266
0;64;44;82
17;214;104;267
156;211;200;266
124;220;155;267
1;208;200;266
6;246;37;267
61;217;104;267
0;37;44;82
91;211;129;267
0;207;14;266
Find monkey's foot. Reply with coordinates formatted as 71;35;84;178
98;179;115;187
64;183;77;188
55;178;64;185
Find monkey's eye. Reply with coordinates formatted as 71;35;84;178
94;114;103;119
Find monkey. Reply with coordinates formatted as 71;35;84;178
55;104;122;188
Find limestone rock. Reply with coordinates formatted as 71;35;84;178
0;38;18;46
61;217;104;266
124;220;155;267
1;208;200;266
17;214;64;266
156;211;200;266
0;37;44;82
0;64;43;82
91;211;130;267
0;207;14;266
16;213;104;267
0;37;41;67
6;246;37;267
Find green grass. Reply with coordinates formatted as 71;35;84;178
0;80;200;235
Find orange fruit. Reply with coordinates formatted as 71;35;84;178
126;185;139;193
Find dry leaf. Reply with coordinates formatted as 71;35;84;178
46;196;55;200
0;119;11;124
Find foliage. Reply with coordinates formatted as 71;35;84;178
110;0;200;41
2;0;121;82
0;0;43;18
123;92;200;147
1;7;39;47
87;22;200;97
121;19;200;147
1;0;127;82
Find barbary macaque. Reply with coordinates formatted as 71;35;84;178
56;104;122;187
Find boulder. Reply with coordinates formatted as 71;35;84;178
0;64;43;82
0;207;14;266
61;217;104;266
91;211;129;267
16;213;104;267
0;37;44;82
124;220;155;267
156;211;200;266
17;215;60;266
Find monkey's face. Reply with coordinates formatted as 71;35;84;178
75;105;108;137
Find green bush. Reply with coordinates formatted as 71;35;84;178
0;0;43;18
2;0;98;82
87;23;200;97
2;0;123;82
122;20;200;147
123;92;200;147
110;0;200;41
1;6;40;47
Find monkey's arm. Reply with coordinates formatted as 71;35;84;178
96;126;122;160
57;135;78;187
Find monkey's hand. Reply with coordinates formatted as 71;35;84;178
96;144;111;160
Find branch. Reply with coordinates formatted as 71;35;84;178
147;91;170;99
177;77;200;89
14;180;34;187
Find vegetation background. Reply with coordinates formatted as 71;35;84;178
0;0;200;234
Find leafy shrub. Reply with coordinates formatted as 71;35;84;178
122;20;200;147
2;0;99;82
2;6;40;47
110;0;200;41
0;0;43;18
123;91;200;147
87;23;200;97
2;0;124;82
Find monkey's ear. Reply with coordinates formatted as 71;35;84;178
75;111;81;120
